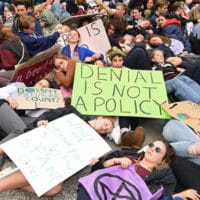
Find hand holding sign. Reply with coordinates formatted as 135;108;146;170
7;96;19;109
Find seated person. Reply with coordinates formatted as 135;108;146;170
33;3;59;36
11;0;43;36
16;15;61;56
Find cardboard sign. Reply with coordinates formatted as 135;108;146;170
78;19;111;57
71;63;170;119
1;114;111;197
162;101;200;133
16;87;65;109
10;45;61;86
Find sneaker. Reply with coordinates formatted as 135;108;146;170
121;126;145;151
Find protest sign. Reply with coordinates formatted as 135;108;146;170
58;18;111;56
71;63;170;119
1;114;111;197
78;19;111;57
10;45;61;86
162;101;200;133
16;87;65;109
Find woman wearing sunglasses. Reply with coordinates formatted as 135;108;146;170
77;140;200;200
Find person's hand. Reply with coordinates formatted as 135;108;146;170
40;20;45;28
114;157;132;168
121;43;132;54
89;157;99;166
7;96;18;109
196;130;200;137
92;53;102;60
94;0;103;6
180;51;189;56
5;11;12;19
53;68;62;73
84;56;93;63
173;189;200;200
37;120;48;127
55;23;63;34
135;34;144;42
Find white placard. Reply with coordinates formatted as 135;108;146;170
78;19;111;57
1;114;111;196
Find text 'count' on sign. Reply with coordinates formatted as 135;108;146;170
71;63;170;119
16;87;65;109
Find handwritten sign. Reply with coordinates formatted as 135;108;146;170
71;63;170;119
162;101;200;133
10;45;61;86
59;19;111;56
16;87;65;109
78;19;111;56
1;114;111;197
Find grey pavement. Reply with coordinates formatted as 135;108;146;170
0;118;167;200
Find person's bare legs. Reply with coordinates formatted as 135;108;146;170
22;183;64;196
0;170;29;192
0;170;64;196
0;148;3;155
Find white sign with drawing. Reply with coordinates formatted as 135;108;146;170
1;114;111;196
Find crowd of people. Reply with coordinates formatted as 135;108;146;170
0;0;200;199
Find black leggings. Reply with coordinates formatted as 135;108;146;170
119;117;139;130
172;156;200;193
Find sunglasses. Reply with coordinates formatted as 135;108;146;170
148;143;162;153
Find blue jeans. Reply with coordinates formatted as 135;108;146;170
163;119;200;165
166;75;200;103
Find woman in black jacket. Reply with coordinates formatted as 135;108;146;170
77;140;177;199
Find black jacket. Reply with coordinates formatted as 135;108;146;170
123;42;152;70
